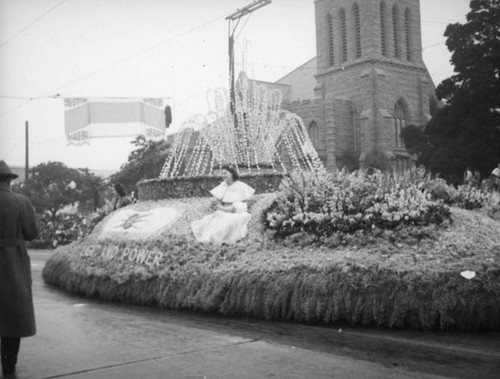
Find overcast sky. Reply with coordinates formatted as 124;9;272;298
0;0;471;171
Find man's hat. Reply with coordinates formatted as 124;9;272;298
0;160;19;179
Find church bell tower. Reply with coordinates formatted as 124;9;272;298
314;0;437;169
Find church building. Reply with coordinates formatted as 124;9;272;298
260;0;438;171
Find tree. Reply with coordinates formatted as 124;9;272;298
77;167;107;212
362;150;392;173
110;136;170;193
13;161;104;219
400;125;428;156
415;0;500;184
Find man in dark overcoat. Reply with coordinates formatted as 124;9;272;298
0;160;38;377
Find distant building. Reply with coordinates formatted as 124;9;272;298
257;0;437;171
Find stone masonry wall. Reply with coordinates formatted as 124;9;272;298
333;98;355;158
317;63;376;155
374;61;435;152
314;0;434;163
284;99;326;162
315;0;424;72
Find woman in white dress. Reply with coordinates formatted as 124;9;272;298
191;166;255;244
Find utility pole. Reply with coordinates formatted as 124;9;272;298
25;121;29;181
226;0;271;116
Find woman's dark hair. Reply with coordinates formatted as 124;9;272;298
221;165;239;181
114;182;127;197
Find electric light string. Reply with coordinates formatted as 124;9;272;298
0;7;233;120
160;72;323;178
0;0;70;48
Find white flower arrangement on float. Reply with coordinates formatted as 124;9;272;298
264;168;452;238
455;184;492;210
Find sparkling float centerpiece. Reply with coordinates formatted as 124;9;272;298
161;72;323;177
139;72;324;200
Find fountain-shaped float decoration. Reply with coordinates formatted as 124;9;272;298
160;72;323;178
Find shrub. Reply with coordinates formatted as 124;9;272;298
28;196;130;249
362;150;392;172
264;168;451;240
409;167;499;213
423;177;457;204
483;191;500;221
29;212;89;249
455;184;493;210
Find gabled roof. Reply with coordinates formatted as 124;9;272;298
275;57;317;83
274;57;317;102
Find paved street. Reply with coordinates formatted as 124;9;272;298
12;250;500;378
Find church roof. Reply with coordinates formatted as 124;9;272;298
274;57;317;102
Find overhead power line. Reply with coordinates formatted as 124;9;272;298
0;59;228;101
0;96;34;100
0;10;231;118
38;13;228;99
0;0;69;48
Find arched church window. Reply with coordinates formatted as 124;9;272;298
353;3;361;58
327;13;335;66
308;121;319;149
340;8;347;62
405;8;411;61
392;4;401;59
393;100;407;147
380;2;388;57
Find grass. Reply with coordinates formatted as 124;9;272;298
42;194;500;331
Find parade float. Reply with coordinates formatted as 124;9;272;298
43;75;500;331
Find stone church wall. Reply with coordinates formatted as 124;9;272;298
284;99;328;165
312;0;435;169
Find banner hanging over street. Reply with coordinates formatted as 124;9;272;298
64;98;170;145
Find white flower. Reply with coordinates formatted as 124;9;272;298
460;270;476;280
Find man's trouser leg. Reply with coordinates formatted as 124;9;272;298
1;337;21;375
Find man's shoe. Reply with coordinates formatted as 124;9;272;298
2;362;16;377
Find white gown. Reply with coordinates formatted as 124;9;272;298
191;181;255;245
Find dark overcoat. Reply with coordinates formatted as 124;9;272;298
0;183;38;337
